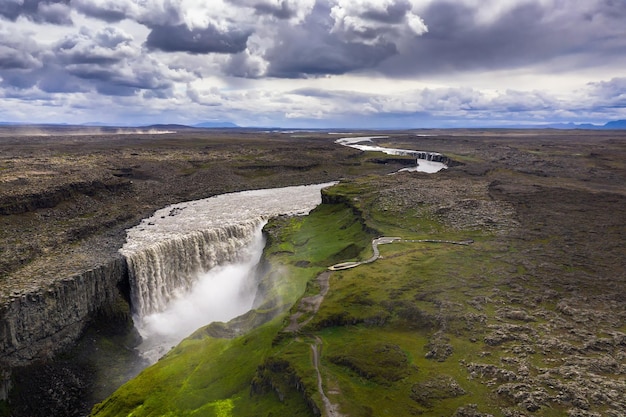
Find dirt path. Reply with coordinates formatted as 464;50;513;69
312;336;343;417
328;236;473;270
285;271;331;332
327;236;399;270
285;236;473;416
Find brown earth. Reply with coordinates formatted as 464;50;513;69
1;126;625;416
0;128;407;301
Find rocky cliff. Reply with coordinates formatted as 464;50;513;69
0;256;130;399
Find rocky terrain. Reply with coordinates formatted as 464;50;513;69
0;126;411;415
1;127;625;416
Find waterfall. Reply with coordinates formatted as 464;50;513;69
124;220;263;317
119;182;337;360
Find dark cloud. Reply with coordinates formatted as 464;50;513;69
37;2;72;24
0;25;177;98
596;0;626;19
146;24;251;54
587;78;626;109
134;0;183;27
226;0;299;19
0;70;39;89
360;0;412;24
65;62;174;96
224;52;265;78
0;32;43;91
72;0;129;23
261;3;398;78
266;37;396;77
378;1;626;77
0;0;72;25
253;1;298;19
37;66;88;93
0;44;40;70
55;27;133;65
384;2;549;74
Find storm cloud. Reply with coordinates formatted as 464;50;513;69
0;0;72;24
72;0;132;23
378;1;626;76
146;24;252;54
0;0;624;127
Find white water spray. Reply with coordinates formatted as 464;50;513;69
120;182;336;362
135;224;266;362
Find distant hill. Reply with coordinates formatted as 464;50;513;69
194;121;239;128
543;119;626;130
603;120;626;129
495;119;626;130
142;124;196;130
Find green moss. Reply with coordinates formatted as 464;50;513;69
92;319;312;417
328;342;410;384
93;175;562;417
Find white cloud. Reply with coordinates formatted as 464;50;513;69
330;0;427;44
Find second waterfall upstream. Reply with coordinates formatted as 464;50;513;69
119;183;336;362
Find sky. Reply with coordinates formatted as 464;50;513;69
1;0;625;128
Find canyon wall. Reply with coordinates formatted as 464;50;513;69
0;182;335;402
0;256;130;400
0;257;129;367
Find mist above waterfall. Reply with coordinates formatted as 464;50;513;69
136;224;266;362
120;182;337;363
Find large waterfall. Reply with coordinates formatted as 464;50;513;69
124;220;264;317
120;182;336;361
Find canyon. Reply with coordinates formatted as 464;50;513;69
1;127;625;416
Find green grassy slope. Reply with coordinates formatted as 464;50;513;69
91;200;375;417
93;171;626;417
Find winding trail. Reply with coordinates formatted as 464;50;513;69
285;271;331;332
286;236;473;416
328;237;473;270
312;336;343;417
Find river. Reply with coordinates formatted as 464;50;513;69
336;136;448;173
120;182;337;362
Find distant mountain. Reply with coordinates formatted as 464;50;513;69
603;120;626;129
541;122;603;129
142;124;196;130
194;121;239;128
495;119;626;130
81;122;118;127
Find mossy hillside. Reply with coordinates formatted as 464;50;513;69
93;177;518;416
91;318;315;417
259;177;587;416
92;172;621;416
288;244;513;416
91;197;375;416
263;245;520;415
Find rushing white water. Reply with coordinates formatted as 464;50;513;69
336;136;448;173
124;221;264;318
120;182;336;361
135;223;266;362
